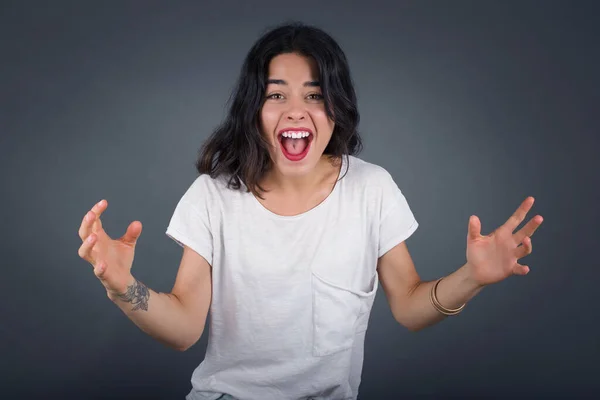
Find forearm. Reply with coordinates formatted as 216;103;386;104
397;263;484;331
109;277;202;351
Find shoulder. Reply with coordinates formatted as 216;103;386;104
179;173;238;207
345;155;397;189
187;173;229;192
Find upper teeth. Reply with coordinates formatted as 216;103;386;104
281;131;310;139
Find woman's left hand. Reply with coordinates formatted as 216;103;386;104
465;196;544;287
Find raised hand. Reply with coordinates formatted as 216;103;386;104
78;199;144;302
465;196;544;286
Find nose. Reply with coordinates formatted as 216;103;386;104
285;98;306;121
286;112;305;121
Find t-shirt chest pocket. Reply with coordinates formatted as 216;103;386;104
310;218;378;357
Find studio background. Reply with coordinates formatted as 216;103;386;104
1;1;598;398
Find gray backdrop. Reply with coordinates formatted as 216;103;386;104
1;0;598;398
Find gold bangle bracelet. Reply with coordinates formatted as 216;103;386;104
430;277;466;316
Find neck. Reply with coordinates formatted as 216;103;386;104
264;156;341;194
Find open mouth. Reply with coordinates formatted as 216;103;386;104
277;129;314;162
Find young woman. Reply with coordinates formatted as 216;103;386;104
77;22;543;400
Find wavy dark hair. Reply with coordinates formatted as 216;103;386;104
196;22;362;197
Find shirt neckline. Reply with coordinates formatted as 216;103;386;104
250;155;348;221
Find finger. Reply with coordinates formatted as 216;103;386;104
512;262;530;276
92;212;104;232
78;199;108;241
515;236;533;259
120;221;143;246
93;260;107;280
513;215;544;244
78;233;97;263
504;196;535;232
91;199;108;230
468;215;481;240
92;199;108;216
78;211;95;241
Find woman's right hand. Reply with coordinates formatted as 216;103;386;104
78;199;143;301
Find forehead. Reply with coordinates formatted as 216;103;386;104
267;52;319;81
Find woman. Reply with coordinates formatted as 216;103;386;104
77;22;543;400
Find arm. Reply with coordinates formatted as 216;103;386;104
111;245;212;351
377;194;544;331
377;241;483;332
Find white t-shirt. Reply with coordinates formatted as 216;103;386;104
165;155;419;400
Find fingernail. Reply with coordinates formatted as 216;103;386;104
97;200;104;206
87;235;94;242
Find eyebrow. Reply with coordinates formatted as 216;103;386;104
266;79;320;87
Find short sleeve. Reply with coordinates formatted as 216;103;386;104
377;170;419;258
165;175;214;265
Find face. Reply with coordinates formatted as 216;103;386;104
260;52;335;178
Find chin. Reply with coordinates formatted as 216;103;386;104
273;152;321;177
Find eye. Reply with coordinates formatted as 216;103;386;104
307;93;324;100
266;93;284;100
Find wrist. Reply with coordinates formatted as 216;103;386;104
458;262;487;294
107;274;136;303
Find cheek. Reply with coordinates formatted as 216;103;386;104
311;109;335;132
260;107;279;136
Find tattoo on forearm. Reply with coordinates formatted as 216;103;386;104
117;279;150;311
